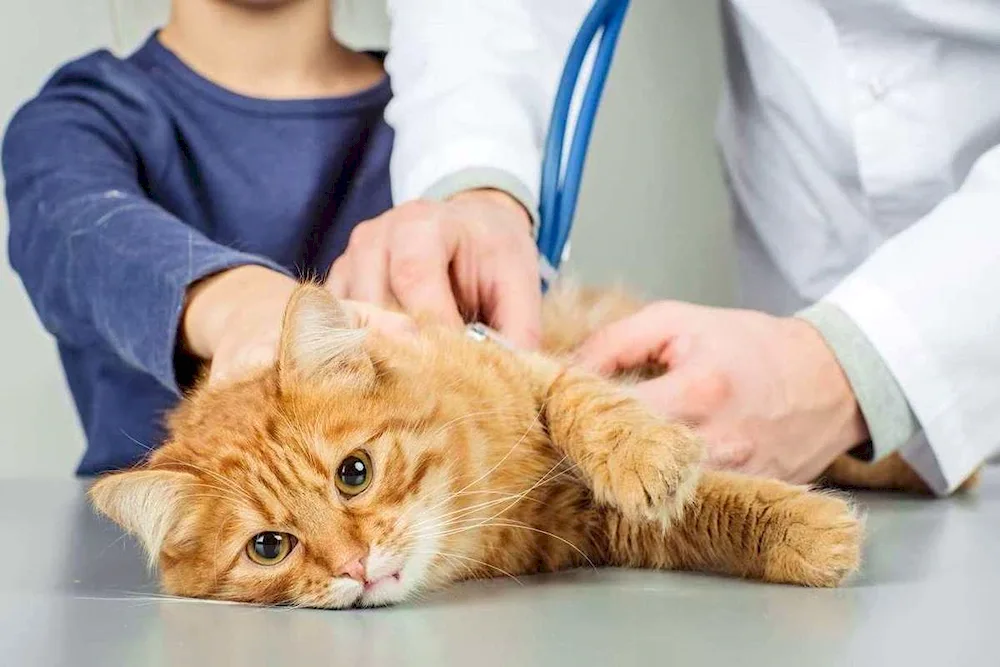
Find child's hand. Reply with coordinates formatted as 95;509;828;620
182;266;413;385
325;189;543;349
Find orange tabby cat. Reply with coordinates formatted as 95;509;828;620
91;284;868;608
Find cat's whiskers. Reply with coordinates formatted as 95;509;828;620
417;550;485;588
182;466;258;505
420;403;547;519
408;491;545;533
485;453;570;513
210;513;238;588
391;417;539;531
433;520;596;570
451;489;546;500
408;454;572;533
409;550;522;585
96;529;136;559
425;488;549;521
409;456;572;552
182;484;260;506
416;459;575;547
118;429;157;454
185;481;252;499
179;494;245;504
397;398;554;534
374;411;499;526
416;512;528;532
407;458;573;532
117;434;258;507
76;590;243;608
426;408;525;441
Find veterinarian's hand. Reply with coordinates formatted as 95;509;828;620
183;265;413;385
325;189;543;349
576;301;869;483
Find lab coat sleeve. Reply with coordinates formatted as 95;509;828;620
2;86;288;395
798;301;920;463
822;144;1000;494
383;0;594;224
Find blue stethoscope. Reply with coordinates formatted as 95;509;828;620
537;0;631;286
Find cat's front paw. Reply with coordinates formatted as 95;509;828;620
588;421;702;527
763;490;863;588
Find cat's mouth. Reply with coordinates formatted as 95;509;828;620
354;570;404;607
363;570;401;592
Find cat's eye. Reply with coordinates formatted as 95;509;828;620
246;532;297;566
335;450;373;497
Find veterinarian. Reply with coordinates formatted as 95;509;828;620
343;2;999;496
324;1;593;351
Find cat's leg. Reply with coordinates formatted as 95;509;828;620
535;365;704;526
820;452;980;494
602;470;863;587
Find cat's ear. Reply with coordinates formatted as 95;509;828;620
89;469;193;567
277;285;376;388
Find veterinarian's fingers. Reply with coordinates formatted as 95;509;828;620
630;362;735;424
627;373;701;421
344;223;393;306
343;245;392;306
342;300;418;337
387;219;464;328
698;427;755;471
486;256;543;350
576;302;683;374
208;346;276;386
325;257;350;298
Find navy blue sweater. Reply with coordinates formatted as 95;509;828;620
2;35;394;474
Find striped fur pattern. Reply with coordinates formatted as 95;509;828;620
91;284;871;608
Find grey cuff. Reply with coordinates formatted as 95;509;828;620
421;167;540;239
797;302;920;462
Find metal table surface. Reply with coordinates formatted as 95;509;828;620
1;469;997;667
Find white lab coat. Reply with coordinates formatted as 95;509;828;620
383;0;1000;494
383;0;593;209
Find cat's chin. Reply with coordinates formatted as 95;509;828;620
355;574;407;608
315;573;407;609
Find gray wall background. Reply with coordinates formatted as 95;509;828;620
0;0;733;477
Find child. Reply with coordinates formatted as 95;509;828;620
2;0;407;474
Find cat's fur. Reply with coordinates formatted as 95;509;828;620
88;284;961;608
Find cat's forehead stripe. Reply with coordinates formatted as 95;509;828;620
253;469;283;504
263;414;281;442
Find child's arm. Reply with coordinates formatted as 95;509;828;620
2;79;288;393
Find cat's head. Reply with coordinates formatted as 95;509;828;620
90;286;515;608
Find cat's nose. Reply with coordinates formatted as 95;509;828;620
337;552;368;583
